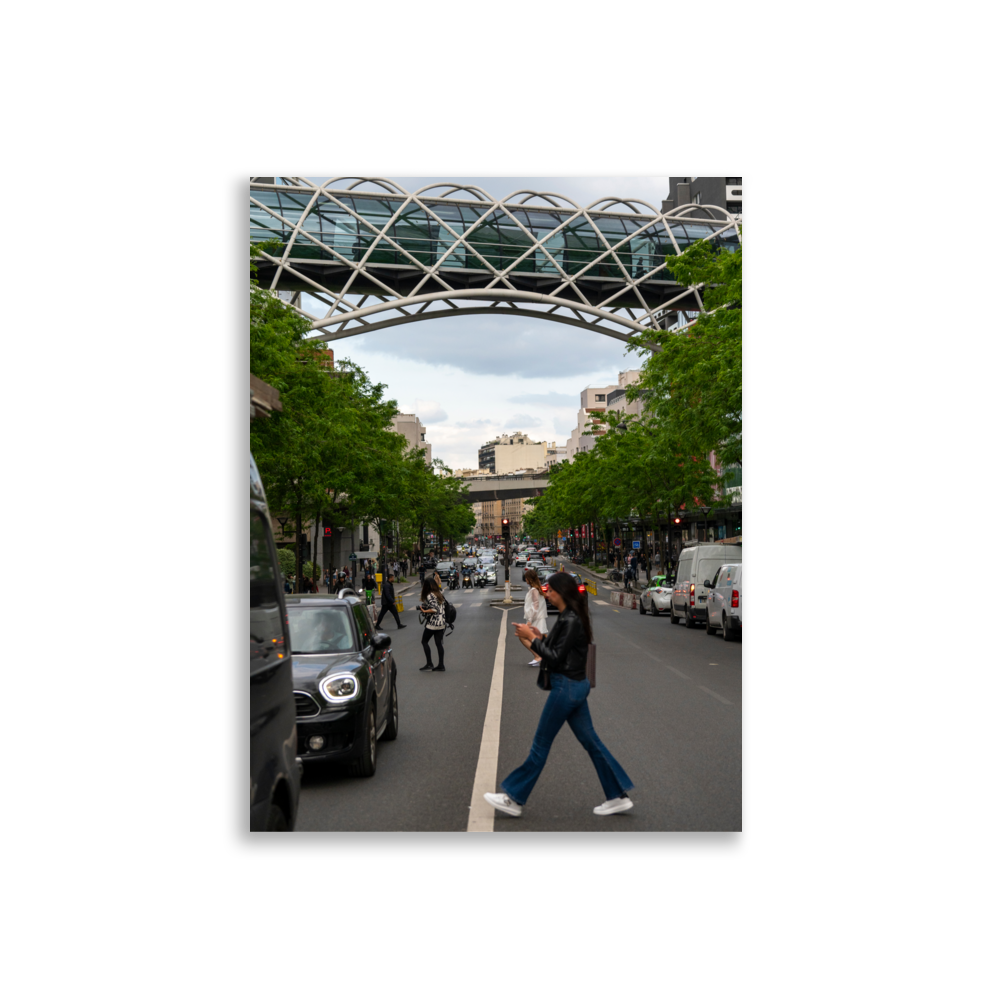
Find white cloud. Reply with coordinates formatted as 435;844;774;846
507;391;580;408
505;414;542;429
411;399;448;424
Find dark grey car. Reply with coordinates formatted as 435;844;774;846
288;596;398;777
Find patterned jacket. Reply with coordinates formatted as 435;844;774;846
421;591;446;629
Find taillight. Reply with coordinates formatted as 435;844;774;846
731;589;739;608
689;583;695;606
578;584;586;593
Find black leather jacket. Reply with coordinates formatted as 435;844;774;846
530;608;588;681
381;581;395;607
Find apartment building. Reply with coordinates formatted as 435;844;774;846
566;369;642;460
390;413;432;465
478;432;547;474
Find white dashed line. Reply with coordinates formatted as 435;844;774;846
594;599;610;605
472;602;483;607
666;665;690;679
699;685;733;705
467;608;509;833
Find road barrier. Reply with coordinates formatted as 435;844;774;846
585;579;597;596
609;590;637;610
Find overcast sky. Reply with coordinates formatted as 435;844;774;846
304;176;674;470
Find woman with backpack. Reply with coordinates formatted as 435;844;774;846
417;577;447;672
520;568;549;666
485;572;634;818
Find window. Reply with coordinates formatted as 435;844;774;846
726;202;742;214
595;394;605;401
352;605;373;649
287;606;355;654
250;513;279;610
725;177;742;185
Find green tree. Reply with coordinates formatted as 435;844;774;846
627;231;742;471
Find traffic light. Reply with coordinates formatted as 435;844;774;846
671;516;682;525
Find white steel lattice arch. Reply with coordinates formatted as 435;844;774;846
249;177;741;345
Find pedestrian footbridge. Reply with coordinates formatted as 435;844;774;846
250;178;740;344
460;472;549;501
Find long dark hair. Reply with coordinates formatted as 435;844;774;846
421;578;442;602
547;572;592;643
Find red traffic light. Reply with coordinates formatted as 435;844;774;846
502;518;510;525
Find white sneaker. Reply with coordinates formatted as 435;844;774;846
593;796;633;816
528;658;541;666
484;792;522;816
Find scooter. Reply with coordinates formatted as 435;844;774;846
462;569;474;589
448;572;458;590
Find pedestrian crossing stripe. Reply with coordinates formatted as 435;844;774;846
594;599;610;605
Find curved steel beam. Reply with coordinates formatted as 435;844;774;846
307;288;645;335
304;303;643;346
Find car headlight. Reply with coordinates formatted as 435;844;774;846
319;672;360;704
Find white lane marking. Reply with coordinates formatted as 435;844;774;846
666;665;690;679
467;608;509;833
699;685;733;705
709;662;719;666
594;599;610;605
472;602;483;607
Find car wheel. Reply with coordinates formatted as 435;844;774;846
670;603;678;625
651;603;660;617
706;617;715;635
723;613;738;643
381;678;399;741
639;597;646;615
351;706;377;777
685;610;697;628
265;803;289;831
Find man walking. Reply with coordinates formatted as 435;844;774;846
375;573;406;629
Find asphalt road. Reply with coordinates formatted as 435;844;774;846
295;565;741;832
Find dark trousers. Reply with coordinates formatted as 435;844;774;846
376;604;402;628
421;626;444;666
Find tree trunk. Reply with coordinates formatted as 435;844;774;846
295;499;303;594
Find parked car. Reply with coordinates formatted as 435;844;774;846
670;542;742;628
288;594;398;776
706;563;742;641
638;575;674;617
250;452;301;831
540;572;590;615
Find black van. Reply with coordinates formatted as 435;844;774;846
250;452;301;831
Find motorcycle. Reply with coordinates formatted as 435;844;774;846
462;568;474;589
448;572;458;590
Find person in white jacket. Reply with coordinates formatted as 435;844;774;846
520;568;549;665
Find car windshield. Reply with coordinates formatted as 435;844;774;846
436;563;453;571
288;606;356;654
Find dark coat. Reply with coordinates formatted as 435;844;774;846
381;581;395;607
530;608;588;682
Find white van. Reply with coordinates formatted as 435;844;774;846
670;542;742;628
706;563;742;641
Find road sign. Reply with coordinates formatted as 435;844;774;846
614;538;621;547
632;540;641;549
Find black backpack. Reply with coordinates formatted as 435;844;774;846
442;597;457;632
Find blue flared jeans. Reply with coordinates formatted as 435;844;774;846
501;673;634;806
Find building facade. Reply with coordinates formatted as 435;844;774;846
566;369;642;460
661;176;742;220
390;413;432;466
478;432;547;474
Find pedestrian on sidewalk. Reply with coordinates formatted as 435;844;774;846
485;572;634;818
519;568;549;666
375;573;406;630
417;578;446;671
362;564;375;604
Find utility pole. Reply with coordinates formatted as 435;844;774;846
502;517;512;603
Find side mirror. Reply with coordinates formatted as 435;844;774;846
373;633;391;651
704;580;713;588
